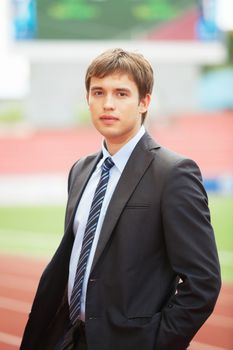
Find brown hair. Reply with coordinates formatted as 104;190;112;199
85;48;154;122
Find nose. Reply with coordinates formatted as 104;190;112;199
103;94;115;110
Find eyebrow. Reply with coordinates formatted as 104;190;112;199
115;88;131;93
90;86;103;91
90;86;131;93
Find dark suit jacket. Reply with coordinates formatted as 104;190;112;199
20;132;221;350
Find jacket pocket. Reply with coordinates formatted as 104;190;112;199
125;203;151;209
127;312;161;326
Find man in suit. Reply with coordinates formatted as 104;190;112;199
20;48;221;350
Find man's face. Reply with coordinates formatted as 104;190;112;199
87;73;150;151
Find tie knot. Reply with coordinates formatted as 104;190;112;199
102;157;114;172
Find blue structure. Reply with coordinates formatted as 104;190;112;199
12;0;37;40
204;175;233;194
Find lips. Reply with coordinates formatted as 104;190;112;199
100;115;118;120
99;115;119;124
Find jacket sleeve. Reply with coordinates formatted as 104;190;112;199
155;159;221;350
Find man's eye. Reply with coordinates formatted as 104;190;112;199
117;92;127;97
95;91;103;96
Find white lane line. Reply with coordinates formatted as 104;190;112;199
0;332;21;346
0;174;67;206
207;314;233;329
190;341;227;350
0;296;31;313
0;274;38;292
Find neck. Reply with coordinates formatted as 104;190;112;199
105;141;123;155
106;131;143;155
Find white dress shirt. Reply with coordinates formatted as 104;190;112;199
68;126;145;321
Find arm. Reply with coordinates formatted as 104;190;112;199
155;159;221;350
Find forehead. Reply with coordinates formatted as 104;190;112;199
89;73;138;91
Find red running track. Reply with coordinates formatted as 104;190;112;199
0;254;232;350
0;112;232;177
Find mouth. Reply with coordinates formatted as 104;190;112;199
99;115;119;124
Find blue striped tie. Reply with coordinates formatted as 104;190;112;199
69;156;114;325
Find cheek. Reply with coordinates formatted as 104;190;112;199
89;102;98;115
123;103;141;118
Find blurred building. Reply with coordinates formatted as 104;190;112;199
1;0;232;127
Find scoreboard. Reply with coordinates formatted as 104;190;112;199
12;0;196;40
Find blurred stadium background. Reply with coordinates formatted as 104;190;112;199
0;0;232;349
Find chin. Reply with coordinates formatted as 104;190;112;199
95;124;117;137
100;130;118;139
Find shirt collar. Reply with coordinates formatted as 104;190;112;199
100;125;145;173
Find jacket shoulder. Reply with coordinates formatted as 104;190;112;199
149;143;202;185
68;152;100;190
154;146;190;166
142;132;194;168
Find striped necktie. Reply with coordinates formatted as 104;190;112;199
69;156;114;325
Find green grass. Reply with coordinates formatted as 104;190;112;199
209;195;233;251
208;195;233;282
0;206;65;234
0;206;65;257
0;195;232;281
0;101;24;123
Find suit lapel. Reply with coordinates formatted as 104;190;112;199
91;132;160;272
65;153;102;233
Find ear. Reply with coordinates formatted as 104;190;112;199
139;94;151;114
